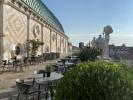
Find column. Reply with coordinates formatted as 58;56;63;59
60;35;61;53
50;29;52;52
64;38;66;53
27;16;30;57
27;16;30;41
41;24;43;54
56;33;57;53
0;2;4;61
66;39;68;53
63;37;64;53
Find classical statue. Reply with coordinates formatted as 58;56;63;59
102;25;113;59
90;25;113;60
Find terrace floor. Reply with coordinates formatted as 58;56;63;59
0;60;57;100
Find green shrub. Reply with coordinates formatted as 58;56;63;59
45;64;52;72
55;61;133;100
78;47;100;62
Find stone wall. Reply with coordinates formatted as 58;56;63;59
57;34;61;53
3;4;27;59
29;19;42;55
51;31;56;52
29;19;41;40
43;27;50;53
61;36;64;53
0;1;69;60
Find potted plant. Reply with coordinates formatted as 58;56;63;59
45;64;52;77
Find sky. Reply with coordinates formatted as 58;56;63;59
43;0;133;46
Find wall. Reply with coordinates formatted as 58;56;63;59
1;1;68;60
43;26;50;53
57;34;61;53
60;36;64;53
3;4;27;59
65;39;68;53
51;31;56;52
29;19;42;55
29;19;41;40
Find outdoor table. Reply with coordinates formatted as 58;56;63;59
65;61;75;67
34;72;63;99
56;61;74;67
35;72;63;83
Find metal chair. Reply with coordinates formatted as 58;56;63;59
16;82;41;100
23;57;30;70
0;60;7;73
0;60;13;73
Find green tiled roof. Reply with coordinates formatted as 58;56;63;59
22;0;64;33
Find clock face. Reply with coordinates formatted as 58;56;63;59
33;25;40;38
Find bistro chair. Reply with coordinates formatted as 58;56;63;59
0;60;7;73
16;81;41;100
23;57;30;70
0;60;13;73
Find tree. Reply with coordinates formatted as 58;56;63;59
78;47;101;62
28;39;44;56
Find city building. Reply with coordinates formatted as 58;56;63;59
109;44;133;58
109;44;133;66
68;42;72;53
72;46;80;54
0;0;69;61
79;42;84;49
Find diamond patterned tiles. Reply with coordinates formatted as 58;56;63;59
5;5;27;44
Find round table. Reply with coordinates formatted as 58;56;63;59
34;72;63;99
35;72;63;84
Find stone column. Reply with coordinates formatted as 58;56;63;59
26;16;30;57
27;16;30;41
56;33;57;53
64;38;66;53
63;37;64;53
50;29;52;52
0;2;4;61
41;24;43;54
66;38;68;53
60;35;61;53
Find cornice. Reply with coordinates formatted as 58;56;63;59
4;0;69;39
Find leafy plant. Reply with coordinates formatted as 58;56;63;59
28;39;44;56
55;61;133;100
45;64;52;72
78;47;101;62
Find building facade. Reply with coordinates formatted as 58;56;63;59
79;42;84;49
0;0;69;61
109;45;133;66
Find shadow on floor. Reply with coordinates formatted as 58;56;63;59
0;89;17;100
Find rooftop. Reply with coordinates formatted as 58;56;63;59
21;0;64;33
